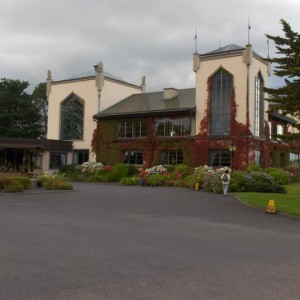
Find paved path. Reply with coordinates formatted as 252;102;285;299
0;183;300;299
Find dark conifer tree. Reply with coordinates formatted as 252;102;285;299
265;19;300;129
0;78;43;138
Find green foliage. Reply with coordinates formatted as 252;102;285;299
105;163;134;182
173;164;193;179
120;177;139;185
0;78;43;138
229;172;246;192
0;175;32;192
245;161;263;172
234;185;300;216
284;165;300;183
245;182;286;193
37;173;73;190
183;175;197;189
265;19;300;133
203;173;223;194
32;82;47;136
265;168;290;185
248;171;274;184
147;173;171;186
59;164;76;173
3;179;24;193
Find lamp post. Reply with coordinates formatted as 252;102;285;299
228;145;236;169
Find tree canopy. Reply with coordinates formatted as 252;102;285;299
32;82;48;136
265;19;300;125
0;78;43;138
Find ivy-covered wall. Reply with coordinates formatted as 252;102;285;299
92;87;273;170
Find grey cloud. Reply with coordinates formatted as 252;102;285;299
0;0;299;92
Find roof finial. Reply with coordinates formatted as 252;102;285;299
248;16;251;45
141;76;146;93
194;27;198;53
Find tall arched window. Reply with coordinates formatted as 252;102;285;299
60;94;84;140
254;73;265;137
210;69;233;135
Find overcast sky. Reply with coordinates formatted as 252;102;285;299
0;0;299;93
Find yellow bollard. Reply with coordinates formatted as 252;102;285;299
266;199;277;214
195;183;200;191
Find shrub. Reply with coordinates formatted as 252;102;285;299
148;173;170;186
37;173;73;190
203;173;223;194
246;161;263;172
265;168;290;185
120;176;139;185
2;179;24;193
173;164;193;179
229;172;246;192
248;171;274;185
284;165;299;177
10;176;32;189
104;163;133;182
0;175;32;192
246;182;286;193
144;165;167;175
81;161;104;175
59;164;76;173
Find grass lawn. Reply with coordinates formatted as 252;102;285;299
233;183;300;217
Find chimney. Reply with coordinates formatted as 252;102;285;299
141;76;146;93
163;88;178;100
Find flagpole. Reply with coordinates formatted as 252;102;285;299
248;16;251;45
267;32;270;58
194;27;198;53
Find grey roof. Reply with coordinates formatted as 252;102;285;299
68;69;123;81
94;88;196;119
0;138;72;151
269;112;297;125
57;69;139;88
204;44;244;55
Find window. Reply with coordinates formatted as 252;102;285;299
118;120;147;138
160;150;183;165
209;150;231;167
290;153;300;165
254;74;265;137
60;94;84;140
255;150;262;166
122;150;143;165
155;118;191;136
210;69;232;136
73;150;89;165
50;153;66;169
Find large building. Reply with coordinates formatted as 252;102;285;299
45;63;143;170
93;44;300;169
1;44;299;174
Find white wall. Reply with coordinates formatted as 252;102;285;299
47;76;141;161
195;50;269;135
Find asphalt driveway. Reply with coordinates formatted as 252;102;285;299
0;183;300;299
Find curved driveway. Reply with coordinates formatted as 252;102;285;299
1;182;300;299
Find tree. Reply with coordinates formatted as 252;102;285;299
32;82;48;136
0;78;43;138
265;19;300;127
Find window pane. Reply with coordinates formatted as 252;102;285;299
160;150;183;165
50;153;66;169
122;150;143;165
155;118;191;137
118;120;147;138
210;70;232;136
73;150;89;164
209;150;231;167
61;95;84;140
